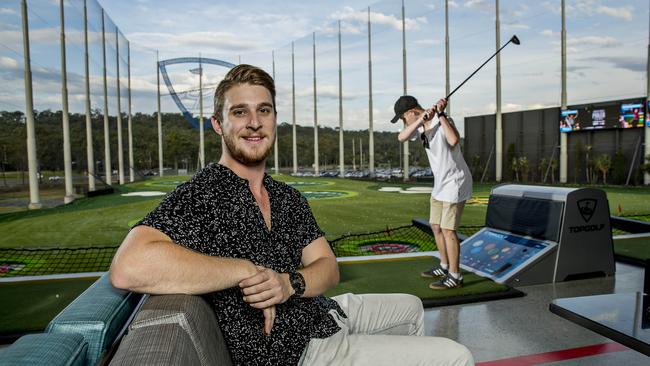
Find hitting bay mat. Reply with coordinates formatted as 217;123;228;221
613;234;650;266
325;256;524;308
0;277;98;342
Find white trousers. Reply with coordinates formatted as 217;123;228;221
299;293;474;366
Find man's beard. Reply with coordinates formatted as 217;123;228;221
222;132;275;166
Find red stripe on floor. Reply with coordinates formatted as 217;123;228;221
476;343;629;366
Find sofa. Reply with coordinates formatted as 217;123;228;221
0;273;233;365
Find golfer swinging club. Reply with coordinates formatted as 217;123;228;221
391;96;472;289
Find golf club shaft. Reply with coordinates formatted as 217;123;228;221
446;38;515;100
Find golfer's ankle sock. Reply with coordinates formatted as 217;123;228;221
449;272;461;280
440;263;449;270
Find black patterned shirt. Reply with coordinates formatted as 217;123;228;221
137;163;344;366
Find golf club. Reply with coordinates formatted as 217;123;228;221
446;35;520;100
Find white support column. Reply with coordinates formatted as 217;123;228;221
115;29;124;185
401;0;409;181
645;4;650;185
368;7;375;177
127;41;134;182
313;32;319;176
101;10;111;185
338;21;344;178
60;0;74;203
292;42;297;175
495;0;503;182
199;55;205;169
21;0;41;209
560;0;568;183
445;0;451;115
157;51;163;177
83;0;95;190
272;50;279;175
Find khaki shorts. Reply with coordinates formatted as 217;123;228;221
429;198;465;230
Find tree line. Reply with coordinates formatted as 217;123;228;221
0;110;430;174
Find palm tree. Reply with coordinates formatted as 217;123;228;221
594;154;612;184
518;156;529;182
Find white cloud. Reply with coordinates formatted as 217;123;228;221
0;8;17;15
568;36;617;48
503;22;530;31
127;31;261;54
0;56;19;69
540;29;558;38
464;0;486;8
596;6;633;21
413;39;441;46
328;7;427;33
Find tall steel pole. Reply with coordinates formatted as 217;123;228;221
101;9;111;185
338;20;345;177
127;41;134;182
83;0;95;190
157;51;163;177
313;32;319;176
560;0;568;183
60;0;74;203
445;0;451;115
199;55;205;169
368;7;375;177
645;4;650;185
401;0;409;181
115;29;124;184
21;0;41;209
292;42;297;174
272;50;279;175
495;0;503;182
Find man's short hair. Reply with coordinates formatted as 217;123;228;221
213;64;276;123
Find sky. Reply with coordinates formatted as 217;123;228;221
1;0;648;136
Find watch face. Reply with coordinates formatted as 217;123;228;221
290;271;305;297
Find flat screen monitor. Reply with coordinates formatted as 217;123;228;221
459;228;555;282
619;103;645;128
559;109;579;132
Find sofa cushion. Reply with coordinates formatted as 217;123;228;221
126;294;232;366
45;273;142;366
109;323;201;365
0;333;87;366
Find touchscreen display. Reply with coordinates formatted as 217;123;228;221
460;229;550;278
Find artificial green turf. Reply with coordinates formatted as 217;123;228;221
325;256;513;305
0;277;98;335
613;236;650;262
2;177;650;249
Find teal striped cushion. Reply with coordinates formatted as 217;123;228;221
46;273;142;366
0;333;87;366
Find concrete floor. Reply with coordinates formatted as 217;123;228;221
424;262;649;364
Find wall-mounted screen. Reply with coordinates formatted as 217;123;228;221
619;103;644;128
559;109;579;132
560;99;646;132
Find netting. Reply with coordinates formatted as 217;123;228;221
0;246;118;278
330;224;484;257
0;219;642;278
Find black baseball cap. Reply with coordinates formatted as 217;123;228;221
390;95;422;123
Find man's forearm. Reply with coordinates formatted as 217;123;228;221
110;227;257;294
398;117;424;142
298;256;339;297
439;116;460;146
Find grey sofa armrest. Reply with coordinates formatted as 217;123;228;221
110;294;232;366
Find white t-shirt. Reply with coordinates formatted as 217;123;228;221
420;118;472;203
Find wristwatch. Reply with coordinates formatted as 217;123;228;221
288;270;306;298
